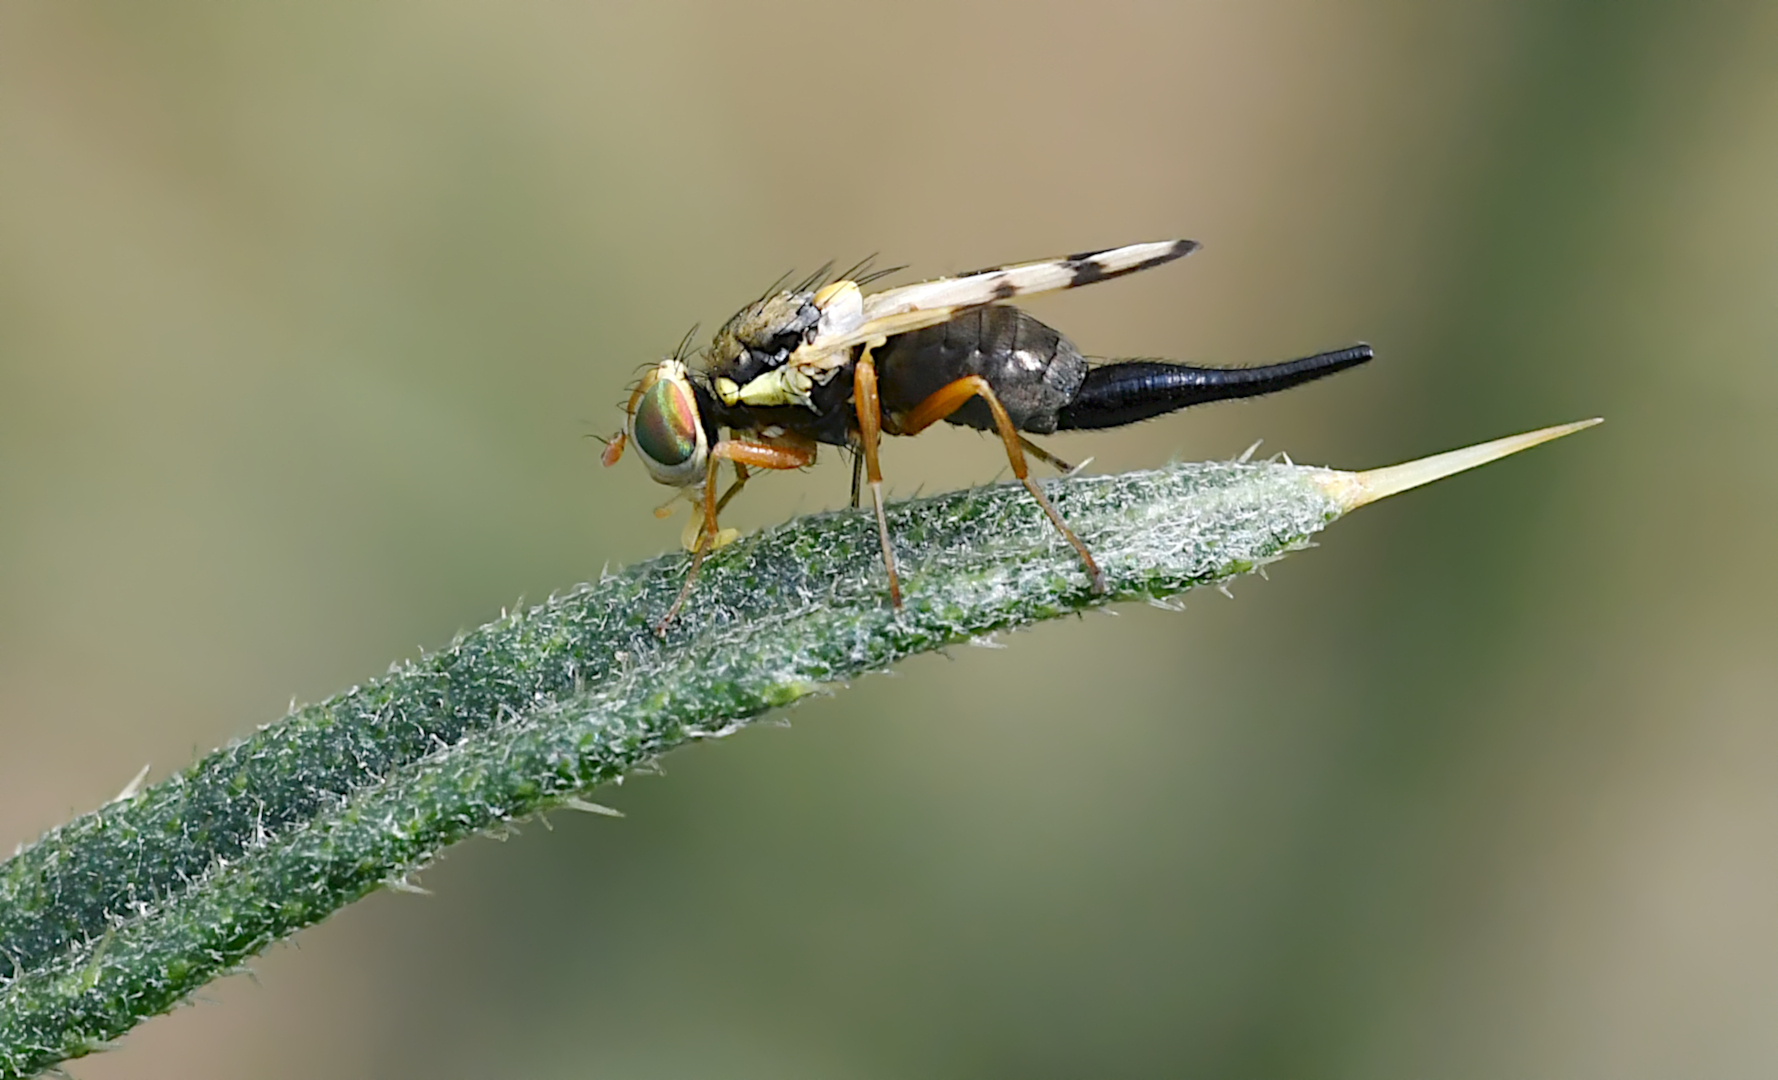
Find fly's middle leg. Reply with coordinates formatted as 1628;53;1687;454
852;341;902;607
895;376;1105;595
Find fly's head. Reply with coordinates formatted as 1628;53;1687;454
603;358;714;490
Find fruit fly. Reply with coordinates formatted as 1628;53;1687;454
603;240;1371;628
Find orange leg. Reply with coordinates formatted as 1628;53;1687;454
1017;435;1075;474
656;438;815;634
896;376;1104;594
852;344;902;608
714;441;814;470
715;461;751;517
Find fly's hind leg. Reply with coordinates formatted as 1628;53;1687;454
1017;435;1075;474
897;376;1105;595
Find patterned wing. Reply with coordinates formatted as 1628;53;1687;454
808;239;1199;352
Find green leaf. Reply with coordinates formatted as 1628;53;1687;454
0;420;1597;1077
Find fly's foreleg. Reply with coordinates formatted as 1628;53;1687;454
715;462;751;517
656;438;815;634
897;376;1105;595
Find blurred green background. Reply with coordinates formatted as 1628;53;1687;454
3;3;1775;1077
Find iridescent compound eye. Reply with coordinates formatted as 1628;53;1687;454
629;368;706;486
634;378;698;466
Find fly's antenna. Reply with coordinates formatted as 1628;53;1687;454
600;430;627;467
603;365;662;468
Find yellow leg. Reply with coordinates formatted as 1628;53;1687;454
852;342;901;607
655;438;815;634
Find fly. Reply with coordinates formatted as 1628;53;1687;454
603;240;1372;630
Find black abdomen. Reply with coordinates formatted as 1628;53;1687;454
1055;344;1374;430
874;306;1088;434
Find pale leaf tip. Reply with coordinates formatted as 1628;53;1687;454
1317;417;1602;512
107;763;153;806
562;796;625;818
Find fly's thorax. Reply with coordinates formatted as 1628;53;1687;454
627;359;712;487
708;291;821;392
709;280;866;411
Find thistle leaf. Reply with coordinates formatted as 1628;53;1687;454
0;420;1596;1077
